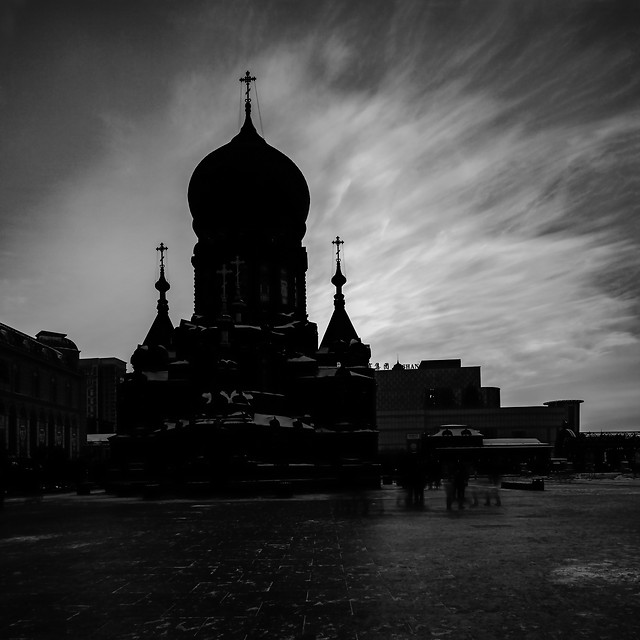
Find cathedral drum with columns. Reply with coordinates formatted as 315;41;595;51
113;73;377;491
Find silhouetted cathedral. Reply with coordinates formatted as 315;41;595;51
114;73;376;490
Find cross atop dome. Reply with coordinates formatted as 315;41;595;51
332;236;344;263
239;70;257;116
156;242;168;270
331;236;347;291
217;263;232;302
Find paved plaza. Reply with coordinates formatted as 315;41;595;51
1;479;639;639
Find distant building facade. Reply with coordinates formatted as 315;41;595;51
376;359;582;456
79;357;126;434
0;324;84;459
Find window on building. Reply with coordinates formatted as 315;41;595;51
425;388;456;409
259;265;270;304
462;384;482;408
12;364;21;393
0;360;10;389
0;403;6;446
280;268;289;305
32;370;40;398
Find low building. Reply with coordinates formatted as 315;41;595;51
376;359;582;458
79;357;126;434
0;323;84;460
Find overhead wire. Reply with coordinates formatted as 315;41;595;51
254;78;265;138
238;79;243;130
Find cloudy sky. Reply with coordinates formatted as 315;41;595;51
1;0;639;431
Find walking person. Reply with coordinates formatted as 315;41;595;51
453;460;468;509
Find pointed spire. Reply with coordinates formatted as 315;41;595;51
155;242;170;311
331;236;347;302
143;243;174;348
319;236;359;351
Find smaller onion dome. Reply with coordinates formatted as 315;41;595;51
131;344;169;372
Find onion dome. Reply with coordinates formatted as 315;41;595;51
188;74;309;246
131;344;169;373
331;261;347;289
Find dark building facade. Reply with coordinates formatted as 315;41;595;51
0;324;84;460
115;73;376;484
79;357;126;434
376;358;582;456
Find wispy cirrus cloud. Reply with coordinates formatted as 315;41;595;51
1;0;638;429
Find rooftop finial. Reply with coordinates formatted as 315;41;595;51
156;242;168;270
231;255;245;302
332;236;344;264
142;243;174;348
154;243;170;307
239;70;256;117
331;236;347;298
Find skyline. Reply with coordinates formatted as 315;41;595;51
1;0;639;431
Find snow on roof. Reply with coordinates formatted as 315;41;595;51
431;427;483;437
142;371;169;381
86;433;115;443
192;413;314;430
483;438;549;447
274;322;297;330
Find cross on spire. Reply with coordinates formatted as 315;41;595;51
231;256;244;290
217;264;232;301
332;236;344;263
239;70;256;115
156;242;168;270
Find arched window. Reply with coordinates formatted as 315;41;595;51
47;413;55;448
32;370;40;398
280;268;289;305
38;411;46;446
64;418;72;456
12;364;21;393
0;402;6;449
0;360;10;388
55;415;63;448
8;406;17;454
259;265;270;304
29;410;38;455
18;408;28;456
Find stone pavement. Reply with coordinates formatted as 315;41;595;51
1;480;640;640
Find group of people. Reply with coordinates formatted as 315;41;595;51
402;454;502;510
